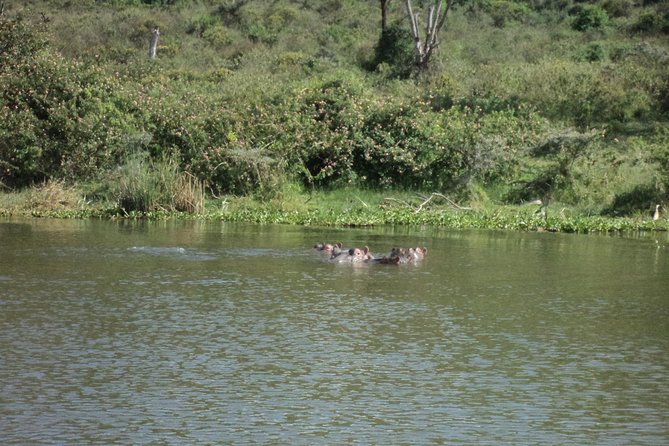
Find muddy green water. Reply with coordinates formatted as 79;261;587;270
1;218;668;445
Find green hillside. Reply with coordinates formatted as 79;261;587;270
1;0;668;216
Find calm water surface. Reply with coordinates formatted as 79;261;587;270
1;218;668;444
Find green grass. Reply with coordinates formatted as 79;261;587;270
2;184;667;234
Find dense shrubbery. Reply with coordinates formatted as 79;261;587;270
373;22;415;78
0;15;139;187
571;5;609;31
0;0;668;216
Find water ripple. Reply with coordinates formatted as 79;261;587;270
1;222;668;445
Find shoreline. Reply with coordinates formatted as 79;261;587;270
2;202;666;235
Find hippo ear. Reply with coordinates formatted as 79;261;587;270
363;246;369;254
336;242;342;248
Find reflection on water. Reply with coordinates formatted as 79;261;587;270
1;219;668;444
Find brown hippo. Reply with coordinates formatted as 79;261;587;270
314;243;425;265
314;242;342;254
387;246;427;264
331;246;373;263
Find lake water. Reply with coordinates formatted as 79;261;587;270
1;218;668;445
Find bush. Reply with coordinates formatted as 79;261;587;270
202;24;239;48
572;5;609;31
0;15;47;63
509;59;660;125
373;22;415;78
602;0;633;18
631;12;669;35
601;184;659;216
575;43;607;62
288;79;366;186
506;129;597;204
355;104;438;188
187;13;218;36
487;0;533;28
0;15;136;187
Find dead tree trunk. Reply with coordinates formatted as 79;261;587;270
404;0;453;69
149;27;160;59
380;0;392;31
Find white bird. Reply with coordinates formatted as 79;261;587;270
528;199;547;219
653;204;661;221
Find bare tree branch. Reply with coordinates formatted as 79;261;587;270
149;27;160;59
403;0;454;69
383;193;473;213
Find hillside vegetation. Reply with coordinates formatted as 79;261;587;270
1;0;668;217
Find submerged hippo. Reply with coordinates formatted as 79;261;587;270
390;246;427;262
313;243;426;265
370;246;428;265
330;246;374;263
314;242;341;254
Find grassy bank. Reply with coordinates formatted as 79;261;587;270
1;2;668;218
1;183;666;235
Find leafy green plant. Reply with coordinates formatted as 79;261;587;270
631;12;669;35
487;0;533;28
507;128;597;204
373;22;415;78
0;0;667;222
575;43;607;62
187;13;218;36
572;5;609;32
0;15;135;187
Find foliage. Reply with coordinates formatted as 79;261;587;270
601;0;633;18
506;128;597;204
5;185;667;234
0;0;667;219
0;15;137;187
373;22;415;78
631;11;669;35
486;0;534;28
0;14;47;62
571;5;609;32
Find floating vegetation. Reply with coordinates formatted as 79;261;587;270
2;187;667;235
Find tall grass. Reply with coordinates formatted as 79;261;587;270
113;155;204;213
26;180;84;212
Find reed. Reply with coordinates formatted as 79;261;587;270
113;155;204;214
27;180;84;212
172;172;204;214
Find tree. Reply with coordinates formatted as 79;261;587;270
374;22;414;78
380;0;392;31
404;0;454;70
